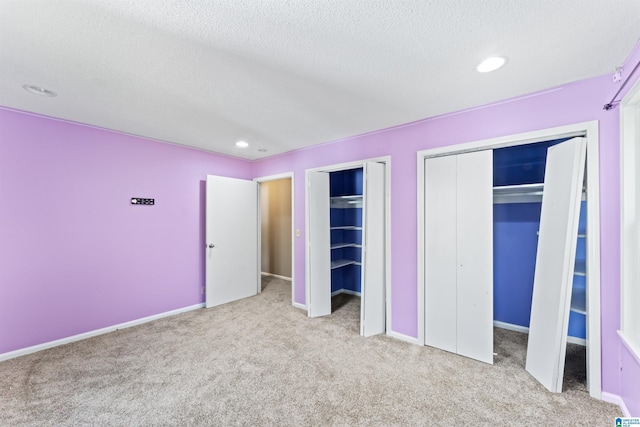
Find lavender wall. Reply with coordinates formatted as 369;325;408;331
0;108;251;354
252;41;640;408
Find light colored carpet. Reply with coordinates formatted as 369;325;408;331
0;276;620;426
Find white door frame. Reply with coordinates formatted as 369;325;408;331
205;175;259;308
417;120;602;398
254;172;295;307
305;156;392;331
620;75;640;359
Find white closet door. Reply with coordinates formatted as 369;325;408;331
456;150;494;364
424;155;458;353
205;175;259;308
526;137;587;392
361;162;386;337
307;171;331;317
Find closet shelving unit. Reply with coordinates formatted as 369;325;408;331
330;195;363;270
493;181;588;338
570;205;588;320
329;169;364;295
307;161;386;336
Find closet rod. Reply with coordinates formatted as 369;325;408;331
603;59;640;110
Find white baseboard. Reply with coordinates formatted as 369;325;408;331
261;272;292;281
331;289;361;297
292;302;307;311
602;392;631;417
387;330;420;345
0;303;205;362
493;320;587;346
493;320;529;334
566;336;587;346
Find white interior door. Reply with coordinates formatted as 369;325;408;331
424;155;458;353
205;175;259;308
360;162;386;337
526;137;587;392
456;150;493;364
308;171;331;317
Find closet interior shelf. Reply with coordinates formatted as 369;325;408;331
574;259;586;276
570;287;587;315
493;183;586;204
331;243;362;250
493;183;544;204
330;195;363;208
331;259;362;269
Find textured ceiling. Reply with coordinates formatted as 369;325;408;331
1;1;639;160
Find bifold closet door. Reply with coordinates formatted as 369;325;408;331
307;171;331;318
424;151;493;364
526;137;587;393
456;151;493;364
205;175;259;308
361;162;386;337
425;155;458;353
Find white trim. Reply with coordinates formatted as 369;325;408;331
494;320;530;334
261;272;292;281
384;159;392;335
305;156;389;174
305;156;392;333
602;392;631;418
254;172;295;306
619;330;640;365
417;120;601;398
417;123;588;158
331;289;362;297
0;303;204;362
494;321;587;346
292;302;307;311
255;172;295;182
386;330;420;345
620;76;640;363
417;152;426;347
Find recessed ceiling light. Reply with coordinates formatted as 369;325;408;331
235;141;249;148
476;57;507;73
23;84;57;97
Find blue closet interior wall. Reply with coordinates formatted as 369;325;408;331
493;138;586;339
330;168;363;294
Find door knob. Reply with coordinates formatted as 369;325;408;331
207;244;215;248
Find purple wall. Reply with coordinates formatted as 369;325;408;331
0;108;251;354
252;41;640;410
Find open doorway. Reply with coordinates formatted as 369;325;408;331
256;173;295;305
417;121;601;398
306;157;390;337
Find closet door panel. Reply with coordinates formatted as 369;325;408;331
308;171;331;317
361;162;386;337
424;156;458;353
526;137;587;392
456;150;494;364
